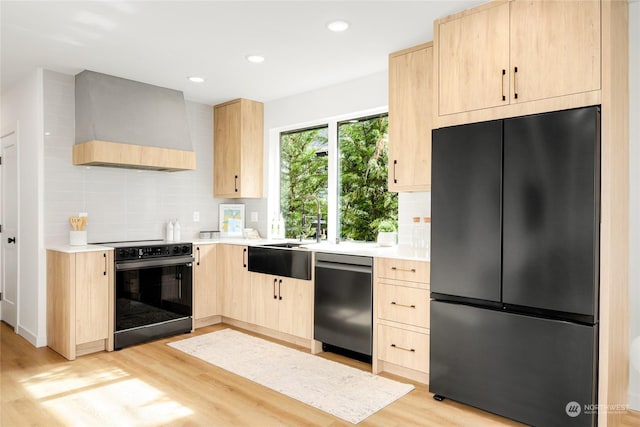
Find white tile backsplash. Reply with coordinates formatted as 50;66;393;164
397;191;431;245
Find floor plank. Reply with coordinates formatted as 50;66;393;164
2;322;638;426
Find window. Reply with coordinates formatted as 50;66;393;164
338;115;397;241
280;126;328;239
277;112;396;242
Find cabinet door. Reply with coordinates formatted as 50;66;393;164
278;278;313;339
214;101;241;197
437;2;510;116
75;251;110;344
388;44;433;191
193;244;217;320
509;0;600;104
237;99;264;198
218;244;250;322
250;273;279;330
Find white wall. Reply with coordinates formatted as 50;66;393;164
0;69;46;346
265;71;388;130
628;0;640;411
43;70;225;245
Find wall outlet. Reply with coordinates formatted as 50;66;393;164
250;211;258;222
193;211;200;222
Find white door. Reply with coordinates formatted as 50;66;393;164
1;131;18;329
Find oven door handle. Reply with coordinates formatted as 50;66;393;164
116;256;195;271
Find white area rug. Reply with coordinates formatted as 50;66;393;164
168;329;414;424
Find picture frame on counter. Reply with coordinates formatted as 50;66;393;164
219;204;245;237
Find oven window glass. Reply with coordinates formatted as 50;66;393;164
116;264;192;332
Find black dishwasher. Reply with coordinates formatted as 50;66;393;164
314;252;373;358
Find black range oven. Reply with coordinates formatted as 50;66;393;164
109;241;194;349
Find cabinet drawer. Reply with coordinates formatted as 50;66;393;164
377;324;429;373
378;284;429;328
376;258;430;285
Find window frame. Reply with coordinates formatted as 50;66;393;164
268;106;388;242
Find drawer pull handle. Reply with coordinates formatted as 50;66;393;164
391;267;416;273
391;344;415;352
391;301;416;309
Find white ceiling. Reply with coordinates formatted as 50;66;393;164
1;1;483;105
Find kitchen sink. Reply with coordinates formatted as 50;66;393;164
258;242;304;249
248;243;312;280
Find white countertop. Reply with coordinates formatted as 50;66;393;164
47;244;114;254
192;238;429;262
48;239;429;261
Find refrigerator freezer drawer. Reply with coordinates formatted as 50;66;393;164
430;301;597;427
378;324;429;373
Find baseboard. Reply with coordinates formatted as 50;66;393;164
629;390;640;411
376;360;429;385
221;317;313;351
194;315;222;329
17;324;46;347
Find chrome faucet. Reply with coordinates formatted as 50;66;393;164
300;195;323;243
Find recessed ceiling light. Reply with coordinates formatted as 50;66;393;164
246;55;265;63
327;20;350;32
188;76;205;83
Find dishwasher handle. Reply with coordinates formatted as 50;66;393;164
315;260;372;274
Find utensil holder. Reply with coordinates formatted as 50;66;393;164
69;231;87;246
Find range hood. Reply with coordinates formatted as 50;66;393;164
73;70;196;171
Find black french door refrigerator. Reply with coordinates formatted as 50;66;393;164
430;106;600;427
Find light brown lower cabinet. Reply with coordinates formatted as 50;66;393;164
47;249;114;360
193;243;218;328
373;257;430;383
250;273;313;340
218;244;251;323
377;324;429;373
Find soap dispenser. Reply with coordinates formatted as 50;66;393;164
166;220;174;242
174;219;181;242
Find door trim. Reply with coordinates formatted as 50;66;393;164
1;126;20;333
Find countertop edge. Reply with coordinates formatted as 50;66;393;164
47;244;114;254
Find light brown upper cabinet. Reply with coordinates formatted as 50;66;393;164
213;98;264;198
388;43;433;192
436;3;510;117
435;0;601;126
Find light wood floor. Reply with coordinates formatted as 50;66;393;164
2;322;639;427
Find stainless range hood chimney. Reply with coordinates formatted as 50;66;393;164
73;70;196;171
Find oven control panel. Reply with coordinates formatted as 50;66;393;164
115;243;192;261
